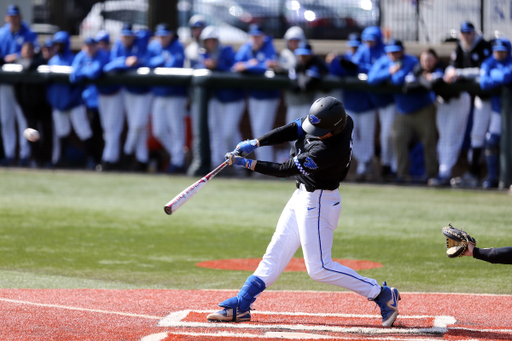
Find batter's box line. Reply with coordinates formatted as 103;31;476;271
158;310;456;335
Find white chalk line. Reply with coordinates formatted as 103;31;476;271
0;297;162;320
158;309;456;335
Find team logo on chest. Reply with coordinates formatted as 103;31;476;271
304;157;318;170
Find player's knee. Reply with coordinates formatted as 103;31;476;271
306;264;328;282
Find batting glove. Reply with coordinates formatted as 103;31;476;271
225;153;257;170
233;139;259;157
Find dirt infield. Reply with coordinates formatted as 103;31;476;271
1;289;511;340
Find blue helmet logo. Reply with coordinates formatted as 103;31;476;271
310;115;321;124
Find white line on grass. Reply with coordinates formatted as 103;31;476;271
0;297;162;319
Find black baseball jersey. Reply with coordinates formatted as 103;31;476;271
254;115;354;191
473;247;512;264
450;37;492;69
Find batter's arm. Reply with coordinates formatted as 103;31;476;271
258;119;303;147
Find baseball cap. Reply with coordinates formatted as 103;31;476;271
492;38;509;51
6;4;20;16
95;30;110;43
53;31;69;44
460;21;475;33
248;24;264;36
120;23;134;36
346;33;362;47
44;37;53;48
84;37;96;45
189;15;206;28
155;23;172;36
384;39;404;53
294;42;313;56
200;25;219;41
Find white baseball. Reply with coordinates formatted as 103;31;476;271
23;128;40;142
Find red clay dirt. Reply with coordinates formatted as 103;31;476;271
195;258;383;272
1;289;511;341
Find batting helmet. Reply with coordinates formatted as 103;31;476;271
302;97;348;137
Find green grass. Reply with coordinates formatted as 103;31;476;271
1;168;511;293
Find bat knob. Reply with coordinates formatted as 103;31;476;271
164;206;173;215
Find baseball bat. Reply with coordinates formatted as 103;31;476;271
164;161;228;215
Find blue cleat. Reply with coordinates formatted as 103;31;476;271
371;281;400;327
207;307;251;322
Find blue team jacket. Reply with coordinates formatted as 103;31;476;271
70;49;120;107
480;47;512;113
47;33;83;111
235;36;280;99
147;37;187;97
104;30;151;94
351;28;394;108
368;54;434;114
330;53;374;113
198;45;244;103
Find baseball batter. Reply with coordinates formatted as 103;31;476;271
207;96;400;327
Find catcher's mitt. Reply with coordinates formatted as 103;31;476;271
442;223;476;258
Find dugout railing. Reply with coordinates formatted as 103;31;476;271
0;66;510;188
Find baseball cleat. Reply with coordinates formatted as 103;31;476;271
207;307;251;322
372;281;401;327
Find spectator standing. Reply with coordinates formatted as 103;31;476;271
276;26;312;123
406;49;471;186
70;37;113;170
14;42;53;168
104;24;152;171
368;40;438;183
0;5;38;166
445;22;492;187
47;31;96;168
184;15;206;69
196;26;245;169
233;25;280;163
147;23;188;173
478;38;512;188
328;36;376;181
352;26;397;180
287;43;329;122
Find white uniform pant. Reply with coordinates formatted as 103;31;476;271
123;92;152;163
208;98;246;166
0;84;30;159
377;104;396;170
98;91;125;163
471;96;492;148
285;103;311;124
248;97;280;162
436;93;471;178
253;184;381;299
349;109;376;174
52;105;93;163
152;95;188;167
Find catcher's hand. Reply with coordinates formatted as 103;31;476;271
442;223;476;258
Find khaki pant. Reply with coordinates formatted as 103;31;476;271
393;104;438;179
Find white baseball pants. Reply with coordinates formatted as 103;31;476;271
436;93;471;178
285;103;311;124
377;104;396;170
348;109;376;174
123;92;152;163
51;105;93;163
98;91;125;163
152;95;188;167
0;84;30;159
471;96;492;148
253;184;382;299
248;97;280;162
208;98;246;166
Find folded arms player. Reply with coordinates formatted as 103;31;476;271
207;96;401;327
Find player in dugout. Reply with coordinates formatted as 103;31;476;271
206;96;401;327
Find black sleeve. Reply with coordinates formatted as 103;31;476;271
253;159;301;177
450;44;463;68
340;57;358;71
473;247;512;264
257;121;301;146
